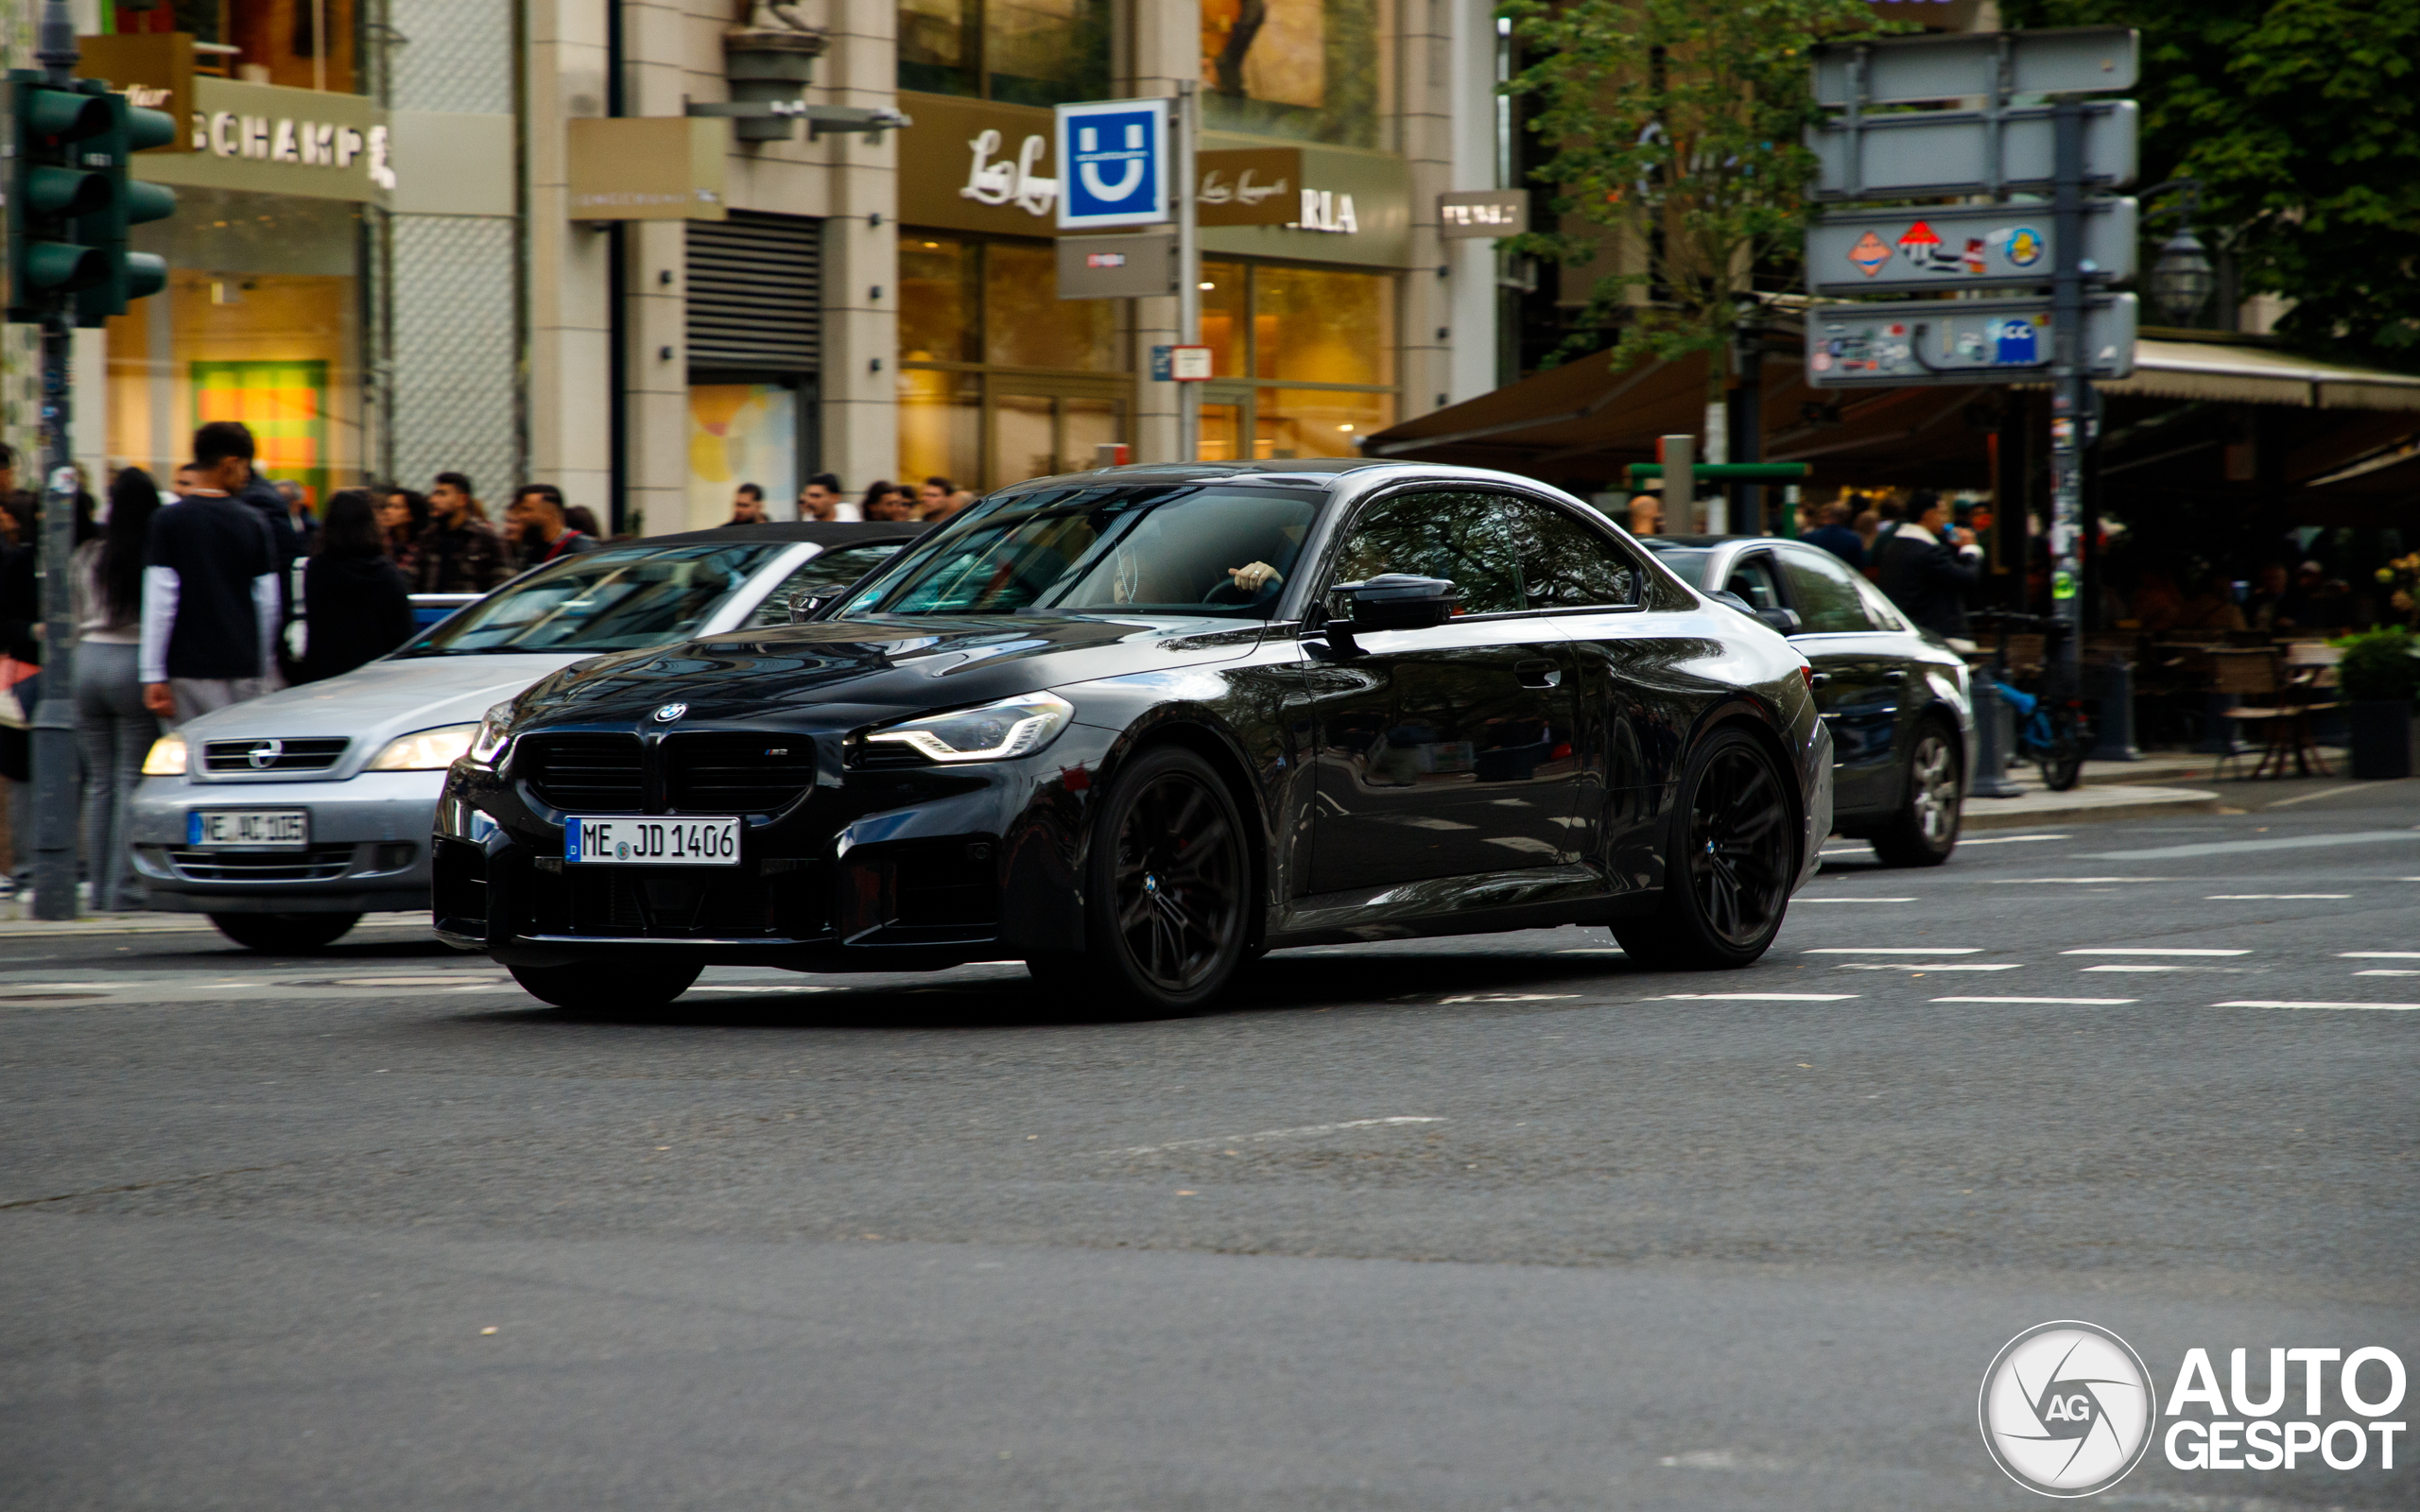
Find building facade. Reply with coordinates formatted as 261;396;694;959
5;0;1504;532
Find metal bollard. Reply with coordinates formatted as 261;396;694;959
2086;657;2141;762
1969;678;2027;798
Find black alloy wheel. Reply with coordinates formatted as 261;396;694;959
509;959;701;1010
1034;746;1249;1014
208;911;361;953
1613;728;1795;971
1871;722;1962;867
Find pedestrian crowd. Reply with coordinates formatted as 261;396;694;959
727;472;971;526
0;422;618;910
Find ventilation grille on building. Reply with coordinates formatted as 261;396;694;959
687;212;821;373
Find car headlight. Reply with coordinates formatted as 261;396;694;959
368;723;479;771
141;732;188;777
467;701;515;767
864;692;1075;764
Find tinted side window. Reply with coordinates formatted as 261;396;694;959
744;543;908;627
1724;555;1787;612
1498;497;1641;609
1779;546;1881;633
1327;490;1523;616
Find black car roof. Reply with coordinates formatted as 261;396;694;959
628;521;930;549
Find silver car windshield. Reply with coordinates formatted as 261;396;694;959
840;485;1322;620
397;542;787;657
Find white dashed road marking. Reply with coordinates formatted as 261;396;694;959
1834;963;2026;971
1651;993;1860;1002
1932;996;2138;1005
1790;897;1917;903
1948;833;2072;846
2215;1001;2420;1012
2064;948;2251;957
2342;952;2420;959
1803;948;1984;955
1098;1117;1444;1157
2082;964;2256;974
2078;829;2420;861
1992;878;2182;885
2205;894;2350;901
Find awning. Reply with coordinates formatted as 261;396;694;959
2087;341;2420;411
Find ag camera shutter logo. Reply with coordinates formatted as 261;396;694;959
1979;1321;2156;1497
1055;98;1169;230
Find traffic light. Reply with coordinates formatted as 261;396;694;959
3;71;177;326
74;90;179;327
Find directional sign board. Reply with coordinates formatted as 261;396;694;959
1806;198;2136;294
1806;294;2137;388
1811;26;2137;107
1055;97;1169;230
1808;101;2136;200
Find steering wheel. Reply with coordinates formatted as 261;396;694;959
1202;576;1259;607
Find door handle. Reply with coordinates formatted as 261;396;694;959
1514;660;1563;689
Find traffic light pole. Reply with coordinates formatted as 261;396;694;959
33;0;78;919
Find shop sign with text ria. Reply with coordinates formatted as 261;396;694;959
960;118;1352;235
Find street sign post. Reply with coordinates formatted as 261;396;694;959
1805;198;2135;294
1803;26;2139;695
1807;294;2136;386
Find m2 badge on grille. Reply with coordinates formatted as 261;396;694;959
187;810;310;849
564;816;740;866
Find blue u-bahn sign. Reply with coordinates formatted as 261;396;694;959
1054;97;1170;230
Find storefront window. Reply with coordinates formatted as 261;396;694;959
114;1;362;94
1196;260;1396;461
900;0;1112;107
1200;0;1388;148
106;187;365;501
899;232;1132;490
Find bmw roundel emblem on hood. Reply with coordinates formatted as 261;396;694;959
653;703;688;724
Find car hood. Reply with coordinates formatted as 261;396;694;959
512;613;1269;729
179;653;594;758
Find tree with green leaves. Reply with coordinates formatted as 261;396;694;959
1499;0;1887;406
2004;0;2420;364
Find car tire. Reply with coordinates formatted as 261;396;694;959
1870;722;1962;868
208;911;361;953
509;959;701;1009
1042;746;1250;1016
1611;726;1796;971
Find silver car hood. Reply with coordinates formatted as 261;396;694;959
177;653;589;780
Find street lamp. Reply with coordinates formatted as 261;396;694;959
2142;177;2218;326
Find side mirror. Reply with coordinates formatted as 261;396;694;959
787;592;837;624
1322;574;1457;656
1755;606;1804;635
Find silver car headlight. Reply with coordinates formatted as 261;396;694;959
368;723;479;771
141;731;189;777
864;692;1075;764
467;702;516;768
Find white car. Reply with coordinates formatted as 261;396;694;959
130;522;925;951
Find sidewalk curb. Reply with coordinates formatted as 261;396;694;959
1962;783;2223;832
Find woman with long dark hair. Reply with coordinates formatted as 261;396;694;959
377;486;430;575
72;467;164;910
296;489;416;685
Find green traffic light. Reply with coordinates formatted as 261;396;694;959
123;251;167;301
25;86;111;141
125;103;178;154
27;163;109;216
25;240;109;294
126;180;177;227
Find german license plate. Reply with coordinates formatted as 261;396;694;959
565;816;741;867
188;809;310;849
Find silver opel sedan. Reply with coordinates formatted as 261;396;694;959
129;522;924;951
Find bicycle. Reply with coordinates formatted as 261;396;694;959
1971;610;2095;792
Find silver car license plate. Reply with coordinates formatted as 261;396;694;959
565;816;741;867
188;809;310;849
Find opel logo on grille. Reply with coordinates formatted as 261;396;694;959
246;739;284;770
653;703;688;724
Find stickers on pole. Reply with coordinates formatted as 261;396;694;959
1806;200;2135;294
1806;294;2137;387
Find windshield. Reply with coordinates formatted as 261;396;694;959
1643;545;1715;590
397;542;787;657
841;485;1322;620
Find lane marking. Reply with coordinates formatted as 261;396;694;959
1803;947;1983;955
2355;970;2420;977
2342;952;2420;959
1949;833;2072;846
1932;996;2138;1005
1791;897;1916;903
1441;992;1582;1004
1098;1116;1444;1158
2064;948;2250;956
1651;992;1859;1002
2215;1001;2420;1012
2260;784;2366;809
1834;962;2025;971
2077;828;2420;861
2082;964;2254;974
2204;894;2350;900
1991;877;2181;885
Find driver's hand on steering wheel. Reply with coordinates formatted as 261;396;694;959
1227;560;1282;593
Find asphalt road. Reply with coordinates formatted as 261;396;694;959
6;777;2416;1510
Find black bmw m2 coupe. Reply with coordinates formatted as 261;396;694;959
435;461;1832;1012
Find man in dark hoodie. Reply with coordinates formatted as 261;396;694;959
193;421;303;679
